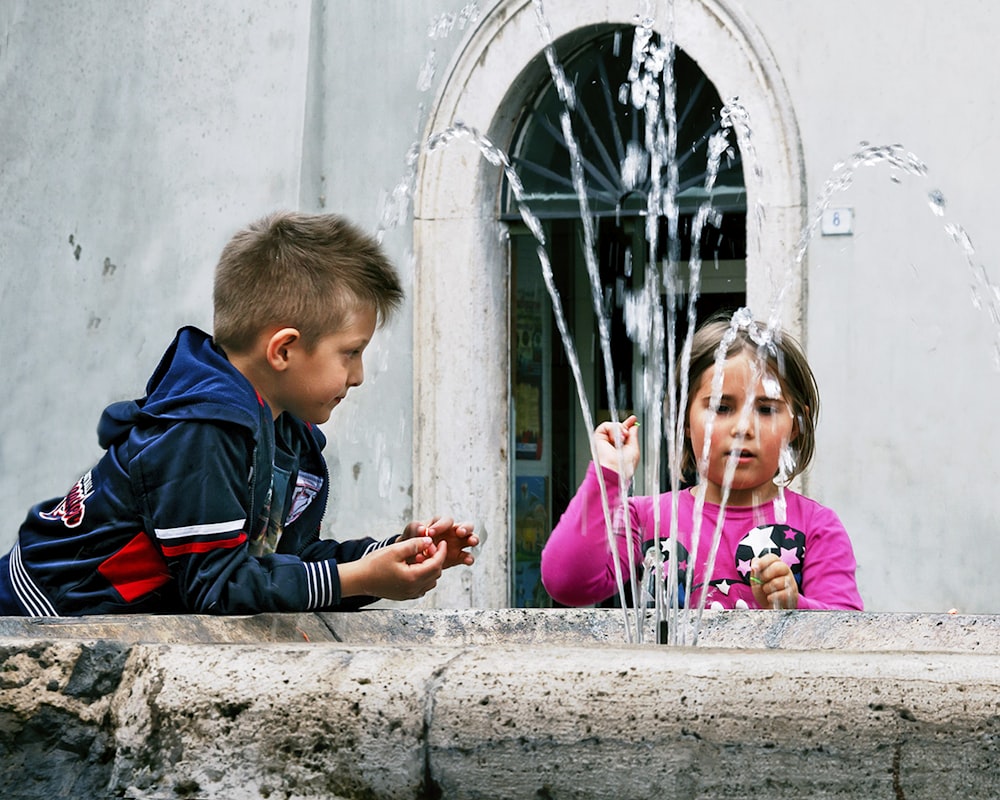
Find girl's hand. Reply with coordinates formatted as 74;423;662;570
594;415;641;479
749;554;799;609
400;516;479;569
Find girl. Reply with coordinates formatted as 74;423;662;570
541;313;863;611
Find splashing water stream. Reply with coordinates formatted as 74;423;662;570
408;2;998;644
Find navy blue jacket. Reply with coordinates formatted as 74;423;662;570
1;327;393;616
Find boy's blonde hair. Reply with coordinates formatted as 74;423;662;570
680;313;820;481
213;211;403;353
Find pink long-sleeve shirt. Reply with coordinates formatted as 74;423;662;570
541;464;863;610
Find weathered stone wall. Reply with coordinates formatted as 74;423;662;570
1;610;999;798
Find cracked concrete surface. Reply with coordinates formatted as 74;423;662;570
1;610;999;798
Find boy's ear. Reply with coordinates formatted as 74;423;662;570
265;327;301;371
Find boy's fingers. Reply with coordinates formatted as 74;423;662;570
426;539;448;566
407;537;432;557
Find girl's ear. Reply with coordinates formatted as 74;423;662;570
792;406;809;440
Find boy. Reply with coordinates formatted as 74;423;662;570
0;211;477;616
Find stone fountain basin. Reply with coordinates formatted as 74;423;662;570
1;609;998;798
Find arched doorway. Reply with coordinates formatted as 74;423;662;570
413;0;804;608
505;28;748;606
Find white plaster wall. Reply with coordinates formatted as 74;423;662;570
0;2;465;558
747;0;1000;613
3;0;1000;614
0;0;313;531
306;0;470;544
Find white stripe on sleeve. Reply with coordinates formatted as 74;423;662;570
363;535;398;556
154;519;246;540
304;561;337;609
9;541;59;617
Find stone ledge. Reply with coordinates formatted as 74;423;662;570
3;607;1000;652
2;610;999;798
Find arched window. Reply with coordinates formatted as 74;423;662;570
413;1;803;610
504;29;746;217
505;28;748;607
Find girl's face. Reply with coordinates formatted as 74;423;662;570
686;351;797;506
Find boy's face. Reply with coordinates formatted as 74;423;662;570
275;306;377;424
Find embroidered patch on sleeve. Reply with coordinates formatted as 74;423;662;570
38;471;95;529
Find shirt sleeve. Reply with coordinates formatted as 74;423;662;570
540;463;644;606
795;501;864;611
295;534;402;611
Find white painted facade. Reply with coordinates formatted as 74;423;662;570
2;1;998;613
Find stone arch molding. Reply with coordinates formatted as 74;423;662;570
412;0;806;608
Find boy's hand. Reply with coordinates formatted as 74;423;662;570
594;415;641;478
749;554;799;609
401;516;478;569
339;537;448;600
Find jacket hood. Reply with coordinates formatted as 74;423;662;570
97;327;263;448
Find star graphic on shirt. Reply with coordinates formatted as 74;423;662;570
742;525;778;556
714;579;733;596
780;546;801;567
737;558;751;577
